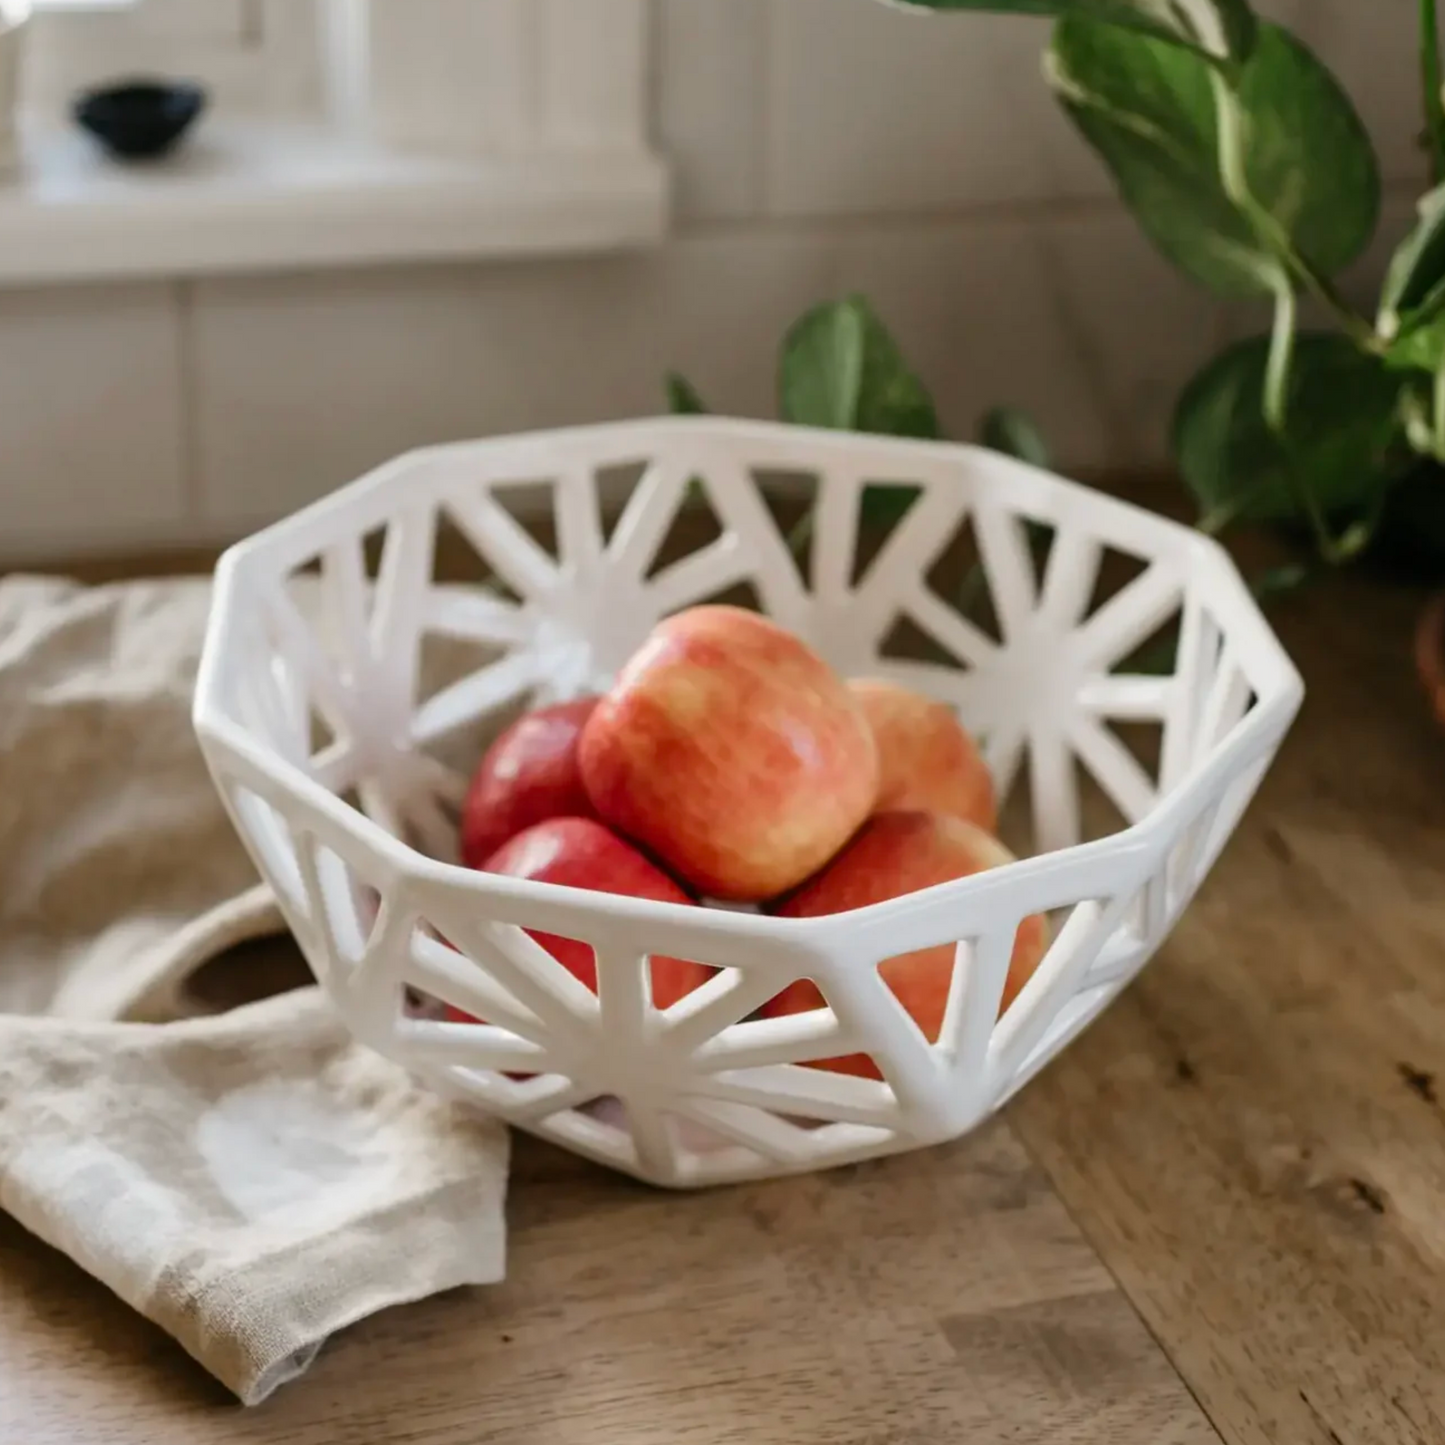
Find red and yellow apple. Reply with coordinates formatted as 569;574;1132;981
579;605;879;901
763;810;1048;1078
849;678;996;832
449;815;712;1013
459;696;600;869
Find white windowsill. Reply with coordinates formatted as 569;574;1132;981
0;120;670;286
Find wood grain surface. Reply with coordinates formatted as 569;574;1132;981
4;542;1443;1443
1010;570;1445;1445
0;1116;1218;1443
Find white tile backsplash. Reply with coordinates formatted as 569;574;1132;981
191;235;843;529
0;284;187;556
656;0;769;221
831;218;1119;467
0;0;1426;559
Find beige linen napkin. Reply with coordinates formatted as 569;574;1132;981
0;575;510;1404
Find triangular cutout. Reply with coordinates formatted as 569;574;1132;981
489;475;562;562
932;913;1052;1067
405;924;547;1042
657;964;807;1053
308;701;339;758
396;992;548;1078
1022;518;1058;594
578;1094;632;1137
409;510;544;750
666;1100;829;1170
923;511;1004;644
301;836;385;970
1071;747;1132;842
611;944;720;1014
693;980;874;1076
349;761;464;860
990;896;1111;1085
1111;608;1183;677
751;466;820;590
540;1095;636;1165
1084;543;1152;622
403;982;449;1020
1100;716;1164;789
880;610;972;671
643;477;725;580
660;1107;752;1157
434;509;518;601
595;459;650;544
357;521;389;580
850;479;924;587
439;490;562;608
414;622;512;700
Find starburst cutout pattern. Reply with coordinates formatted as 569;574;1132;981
197;421;1302;1186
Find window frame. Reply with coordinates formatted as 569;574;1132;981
3;0;666;285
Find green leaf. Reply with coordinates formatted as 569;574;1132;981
1386;312;1445;374
1048;20;1380;296
778;295;941;440
778;296;939;536
978;406;1052;469
780;299;867;430
1380;186;1445;328
1173;333;1405;526
1378;185;1445;373
860;483;925;530
665;371;709;415
885;0;1257;62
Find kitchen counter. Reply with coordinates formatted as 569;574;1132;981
3;567;1443;1444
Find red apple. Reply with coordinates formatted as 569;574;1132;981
762;811;1048;1078
579;605;879;901
459;696;600;868
449;816;712;1013
849;678;996;832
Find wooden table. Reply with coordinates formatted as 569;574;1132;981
4;567;1444;1444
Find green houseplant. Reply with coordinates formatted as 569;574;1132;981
668;0;1445;699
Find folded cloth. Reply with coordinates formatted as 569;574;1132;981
0;990;508;1404
0;575;510;1404
0;576;278;1022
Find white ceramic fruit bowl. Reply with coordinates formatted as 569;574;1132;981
194;418;1302;1188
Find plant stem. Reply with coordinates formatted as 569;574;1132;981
1263;278;1297;434
1423;0;1445;184
1259;275;1372;565
1433;353;1445;462
1403;387;1438;455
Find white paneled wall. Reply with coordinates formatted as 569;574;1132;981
0;285;188;555
0;0;1426;560
765;4;1111;216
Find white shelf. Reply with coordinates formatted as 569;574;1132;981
0;120;670;285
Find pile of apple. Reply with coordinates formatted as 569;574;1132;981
453;605;1046;1078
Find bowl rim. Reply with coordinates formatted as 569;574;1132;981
74;78;207;109
194;416;1305;954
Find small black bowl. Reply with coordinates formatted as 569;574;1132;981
73;80;207;161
